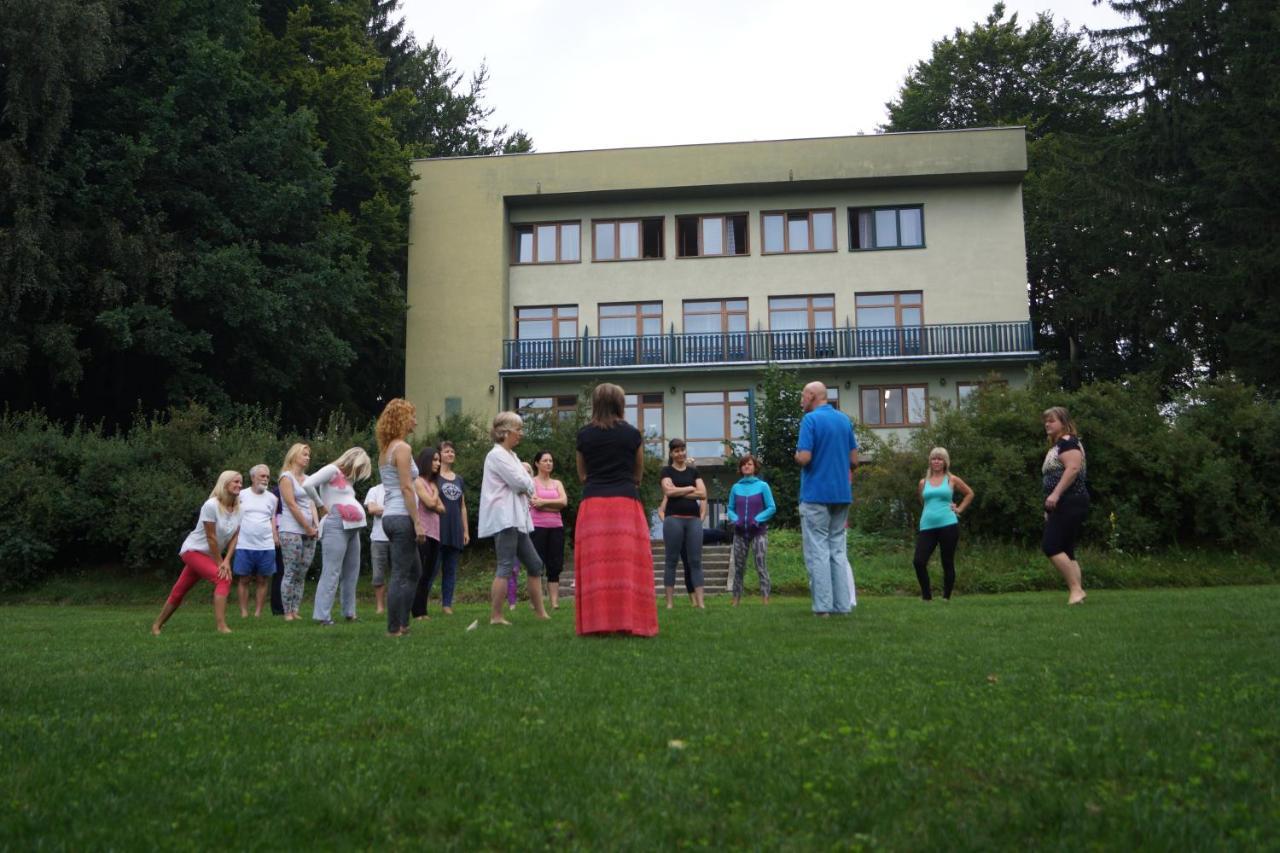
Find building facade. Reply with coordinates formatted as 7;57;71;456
405;128;1036;460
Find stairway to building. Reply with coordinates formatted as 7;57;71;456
554;542;733;599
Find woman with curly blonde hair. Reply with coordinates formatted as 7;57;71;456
377;399;426;636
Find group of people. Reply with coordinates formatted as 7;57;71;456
150;380;1090;637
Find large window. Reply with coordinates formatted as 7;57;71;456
860;385;928;427
593;218;663;261
855;291;923;357
598;302;663;365
956;379;1008;406
516;395;578;421
762;209;836;254
676;213;749;257
513;221;581;264
513;305;578;368
683;299;748;362
684;391;749;460
849;205;924;250
769;295;835;359
625;392;665;456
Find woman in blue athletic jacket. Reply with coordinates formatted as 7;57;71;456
726;454;777;606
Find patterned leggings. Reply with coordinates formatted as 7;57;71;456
731;530;771;598
279;532;318;615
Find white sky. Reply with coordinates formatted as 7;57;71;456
398;0;1127;153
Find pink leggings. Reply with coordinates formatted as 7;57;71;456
167;551;232;605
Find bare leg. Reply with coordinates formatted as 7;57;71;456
732;595;740;607
489;577;511;625
374;584;386;614
213;594;232;633
664;587;674;609
1048;552;1086;604
254;577;268;616
237;577;250;617
529;575;550;619
151;601;179;635
548;578;559;609
694;587;706;609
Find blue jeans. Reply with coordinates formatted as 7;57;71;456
438;545;461;607
799;502;852;613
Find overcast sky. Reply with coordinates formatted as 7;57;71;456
398;0;1126;153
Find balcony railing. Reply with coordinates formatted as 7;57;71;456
502;321;1034;371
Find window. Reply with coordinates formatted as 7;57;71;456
859;385;928;427
593;218;663;261
855;292;923;357
684;391;749;460
956;379;1008;406
516;395;578;421
827;386;841;410
598;302;663;365
762;209;836;254
849;205;924;250
513;305;578;368
676;213;748;257
769;295;835;359
513;221;581;264
683;299;748;362
625;392;665;456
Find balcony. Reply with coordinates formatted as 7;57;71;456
501;321;1036;373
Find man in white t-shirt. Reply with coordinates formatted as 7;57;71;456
234;464;280;617
364;483;389;615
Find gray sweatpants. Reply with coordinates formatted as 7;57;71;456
313;521;361;622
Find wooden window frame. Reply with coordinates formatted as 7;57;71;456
514;304;579;340
854;291;924;328
760;209;837;255
598;302;663;338
682;298;749;334
768;294;836;332
515;395;578;420
683;390;750;460
511;221;582;265
592;217;664;262
625;392;666;456
848;205;926;251
675;213;750;259
859;384;930;428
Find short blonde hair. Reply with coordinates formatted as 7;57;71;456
334;447;372;482
491;411;523;443
376;398;417;454
925;447;951;477
281;443;309;476
210;470;242;509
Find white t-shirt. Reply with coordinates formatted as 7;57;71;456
364;484;387;542
304;463;367;530
237;488;278;551
179;498;242;556
277;471;314;536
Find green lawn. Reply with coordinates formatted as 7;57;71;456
2;586;1277;849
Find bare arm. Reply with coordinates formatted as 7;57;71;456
661;477;698;498
950;475;975;515
279;476;316;536
532;479;569;511
393;443;425;541
693;477;707;501
460;495;470;545
1045;450;1082;511
576;451;588;482
795;450;812;467
203;521;221;561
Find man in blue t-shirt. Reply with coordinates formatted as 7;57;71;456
794;381;859;614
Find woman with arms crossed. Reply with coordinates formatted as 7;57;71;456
912;447;974;601
152;470;243;635
411;446;445;621
377;399;426;637
528;450;568;610
278;443;319;621
661;438;707;610
306;447;373;625
1041;407;1089;605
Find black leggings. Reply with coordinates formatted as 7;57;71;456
411;537;441;618
913;524;959;600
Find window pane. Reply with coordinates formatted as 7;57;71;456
684;314;722;334
771;310;807;330
728;391;748;402
701;217;723;255
857;306;896;327
595;222;615;260
517;397;551;410
519;319;552;338
685;404;726;437
561;224;580;261
686;441;724;460
874;210;898;248
901;292;922;306
857;210;874;249
727;315;747;332
641;318;661;335
884;388;904;424
763;214;784;253
536;225;557;262
600;303;633;317
619;221;640;259
899;208;923;246
770;297;807;311
643;408;662;437
685;300;720;313
902;308;922;326
685;391;723;404
861;389;881;425
856;293;894;307
812;211;834;250
907;387;927;424
957;384;976;402
641;303;662;317
788;215;810;251
814;310;834;329
726;300;748;312
560;305;578;318
517;306;553;319
557;319;576;338
517;230;533;263
814;296;834;308
600;317;633;337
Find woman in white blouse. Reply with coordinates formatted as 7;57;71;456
305;447;373;625
151;470;243;635
278;443;320;621
478;412;549;625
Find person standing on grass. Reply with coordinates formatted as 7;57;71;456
364;480;389;615
913;447;974;601
234;464;279;618
434;441;469;615
574;383;659;637
1041;406;1089;605
151;470;243;635
378;399;426;637
726;453;776;606
278;443;319;622
794;381;859;616
529;450;568;610
305;448;373;626
411;446;445;621
661;438;707;610
268;481;286;616
478;412;549;625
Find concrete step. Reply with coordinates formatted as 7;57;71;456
554;544;735;598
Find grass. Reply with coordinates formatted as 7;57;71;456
2;587;1278;849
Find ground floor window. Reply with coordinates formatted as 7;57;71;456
956;379;1008;406
859;384;928;427
515;395;578;421
625;392;665;456
683;390;749;461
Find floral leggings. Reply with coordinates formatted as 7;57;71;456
279;531;318;615
731;530;771;598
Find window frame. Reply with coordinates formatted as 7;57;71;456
675;212;750;259
768;294;836;332
591;217;664;262
682;298;749;335
956;379;1009;406
858;384;930;428
514;304;579;340
598;302;663;338
511;221;582;265
683;390;750;461
848;204;926;251
760;208;837;255
854;291;924;328
625;392;666;456
515;395;579;421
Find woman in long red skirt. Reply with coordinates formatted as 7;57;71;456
574;383;659;637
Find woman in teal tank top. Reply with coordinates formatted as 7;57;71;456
913;447;974;600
